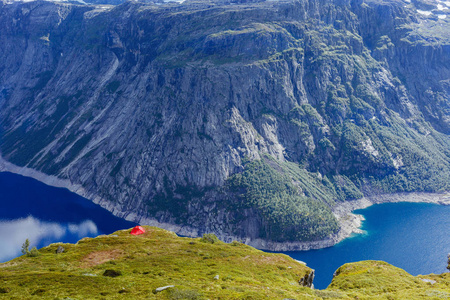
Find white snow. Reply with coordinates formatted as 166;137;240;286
417;9;433;16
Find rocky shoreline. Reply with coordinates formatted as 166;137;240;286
1;155;449;251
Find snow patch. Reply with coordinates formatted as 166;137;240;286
417;10;433;16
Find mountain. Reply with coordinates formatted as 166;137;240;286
0;0;449;247
1;226;449;299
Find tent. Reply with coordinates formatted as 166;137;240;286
130;225;146;235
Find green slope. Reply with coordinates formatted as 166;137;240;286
1;227;449;299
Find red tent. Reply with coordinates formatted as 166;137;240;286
130;226;146;235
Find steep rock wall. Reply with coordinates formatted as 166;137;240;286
0;0;449;246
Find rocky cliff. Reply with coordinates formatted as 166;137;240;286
0;0;449;248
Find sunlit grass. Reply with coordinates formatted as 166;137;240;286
1;227;449;299
0;227;316;299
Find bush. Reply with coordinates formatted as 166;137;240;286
230;241;241;246
28;247;39;257
200;233;219;244
21;239;39;257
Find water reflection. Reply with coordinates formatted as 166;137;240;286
0;216;98;262
0;172;137;263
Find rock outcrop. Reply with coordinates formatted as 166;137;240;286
0;0;449;247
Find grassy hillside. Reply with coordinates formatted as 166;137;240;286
0;226;449;299
0;226;315;299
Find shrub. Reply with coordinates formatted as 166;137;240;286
28;247;39;257
200;233;219;244
230;241;241;246
21;239;39;257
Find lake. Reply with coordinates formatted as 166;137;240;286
1;172;449;290
285;202;450;289
0;172;136;263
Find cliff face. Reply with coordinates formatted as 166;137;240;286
0;0;449;246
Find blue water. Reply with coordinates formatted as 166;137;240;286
0;172;136;262
284;202;450;289
1;172;449;290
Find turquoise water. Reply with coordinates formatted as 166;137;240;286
1;172;449;290
0;172;136;262
284;202;450;289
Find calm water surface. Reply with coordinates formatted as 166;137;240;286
0;172;136;262
1;172;449;290
284;202;450;289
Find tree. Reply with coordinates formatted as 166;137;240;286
21;239;30;255
20;239;39;257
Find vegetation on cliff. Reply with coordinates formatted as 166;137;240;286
0;0;449;244
227;157;339;242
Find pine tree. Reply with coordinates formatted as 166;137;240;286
21;239;30;255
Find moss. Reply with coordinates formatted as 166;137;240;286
0;226;315;299
2;229;450;299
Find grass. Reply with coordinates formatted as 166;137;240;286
327;260;450;299
1;228;449;299
0;226;316;299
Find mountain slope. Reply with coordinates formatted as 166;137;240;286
0;227;449;299
0;0;449;246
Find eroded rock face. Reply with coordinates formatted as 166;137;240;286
0;0;449;245
299;270;315;288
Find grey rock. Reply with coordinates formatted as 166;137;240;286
214;275;219;280
420;278;436;284
56;246;65;254
299;270;315;288
154;285;175;293
0;0;448;249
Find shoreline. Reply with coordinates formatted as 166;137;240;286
1;155;449;251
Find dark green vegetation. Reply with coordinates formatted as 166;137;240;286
0;0;449;245
0;227;449;299
227;157;339;241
